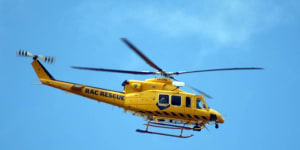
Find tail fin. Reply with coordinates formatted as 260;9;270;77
31;59;55;80
17;50;55;80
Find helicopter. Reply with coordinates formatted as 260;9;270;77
17;38;263;138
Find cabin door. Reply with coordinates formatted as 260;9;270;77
184;96;195;120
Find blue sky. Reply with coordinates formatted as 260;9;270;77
1;0;300;149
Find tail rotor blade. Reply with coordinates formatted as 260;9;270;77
17;50;55;64
40;56;56;64
17;50;34;57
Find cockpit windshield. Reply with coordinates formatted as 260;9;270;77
196;99;206;109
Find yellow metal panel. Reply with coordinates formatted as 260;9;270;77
31;59;54;80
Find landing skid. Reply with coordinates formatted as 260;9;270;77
136;122;194;138
136;129;193;138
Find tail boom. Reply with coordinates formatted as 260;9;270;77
41;79;125;107
32;59;125;107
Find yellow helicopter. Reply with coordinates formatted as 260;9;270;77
17;38;263;138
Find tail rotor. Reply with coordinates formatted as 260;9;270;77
17;50;55;64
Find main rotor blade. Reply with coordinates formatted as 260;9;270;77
121;38;164;73
171;67;264;75
171;77;213;99
71;66;156;75
185;83;213;99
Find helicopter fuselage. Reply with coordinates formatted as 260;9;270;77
32;59;224;125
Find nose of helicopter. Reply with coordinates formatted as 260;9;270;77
218;115;225;123
209;109;225;124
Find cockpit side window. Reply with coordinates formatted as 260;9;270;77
196;99;206;109
196;99;202;109
159;94;169;104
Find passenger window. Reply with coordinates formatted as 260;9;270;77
186;97;191;107
171;95;181;106
159;94;169;104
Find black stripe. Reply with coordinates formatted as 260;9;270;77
179;113;185;117
171;112;177;116
37;60;55;80
155;111;161;115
